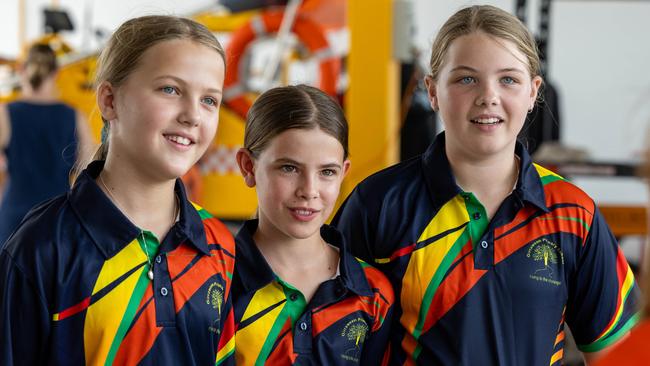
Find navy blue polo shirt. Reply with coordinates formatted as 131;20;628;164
233;220;394;365
333;132;640;365
0;161;236;365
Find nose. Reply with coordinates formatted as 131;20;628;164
179;97;201;126
475;82;499;107
296;173;319;200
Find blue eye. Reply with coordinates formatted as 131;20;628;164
501;76;516;84
202;97;218;107
459;76;475;84
321;169;337;177
162;86;178;94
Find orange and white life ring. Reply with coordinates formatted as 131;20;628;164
224;10;341;118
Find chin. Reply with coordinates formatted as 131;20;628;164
164;160;198;178
282;222;322;240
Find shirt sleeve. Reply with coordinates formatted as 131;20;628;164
332;186;377;262
565;207;641;353
0;249;50;365
360;266;395;366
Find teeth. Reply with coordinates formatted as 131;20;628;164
472;117;501;124
295;209;314;215
166;135;191;146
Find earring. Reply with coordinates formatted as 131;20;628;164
527;107;533;114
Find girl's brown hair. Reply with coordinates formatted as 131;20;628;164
92;15;225;162
244;84;349;159
24;44;58;91
428;5;541;82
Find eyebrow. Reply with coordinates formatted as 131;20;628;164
274;157;342;169
449;65;526;74
154;75;223;94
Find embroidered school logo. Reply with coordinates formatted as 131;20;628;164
206;282;224;334
340;318;369;363
526;238;564;286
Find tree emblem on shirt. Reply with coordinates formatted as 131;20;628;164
527;238;564;285
347;323;368;346
207;282;224;316
533;243;558;274
341;318;369;362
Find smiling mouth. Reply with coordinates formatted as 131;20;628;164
291;208;318;216
471;117;504;125
165;134;193;146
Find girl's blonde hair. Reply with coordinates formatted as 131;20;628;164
92;15;225;162
428;5;541;81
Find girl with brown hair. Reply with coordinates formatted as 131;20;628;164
233;85;394;365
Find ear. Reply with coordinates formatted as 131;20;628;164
97;81;117;121
424;75;438;112
529;75;543;108
236;148;257;187
341;159;351;180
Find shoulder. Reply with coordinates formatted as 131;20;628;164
355;257;394;304
191;203;235;252
2;194;72;272
533;163;595;210
346;155;425;211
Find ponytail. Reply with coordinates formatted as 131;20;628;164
24;44;57;91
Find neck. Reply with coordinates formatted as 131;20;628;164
21;79;58;102
446;144;519;218
99;159;178;240
254;221;329;271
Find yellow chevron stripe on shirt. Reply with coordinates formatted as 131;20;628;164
83;239;147;365
236;283;286;365
400;195;469;333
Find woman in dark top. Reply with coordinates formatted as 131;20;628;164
0;44;92;243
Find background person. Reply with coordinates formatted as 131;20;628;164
0;43;93;244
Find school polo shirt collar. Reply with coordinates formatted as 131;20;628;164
235;219;373;297
421;132;549;213
69;160;210;259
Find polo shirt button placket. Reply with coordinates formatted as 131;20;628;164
480;241;489;249
290;293;298;301
160;287;169;296
299;322;308;331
